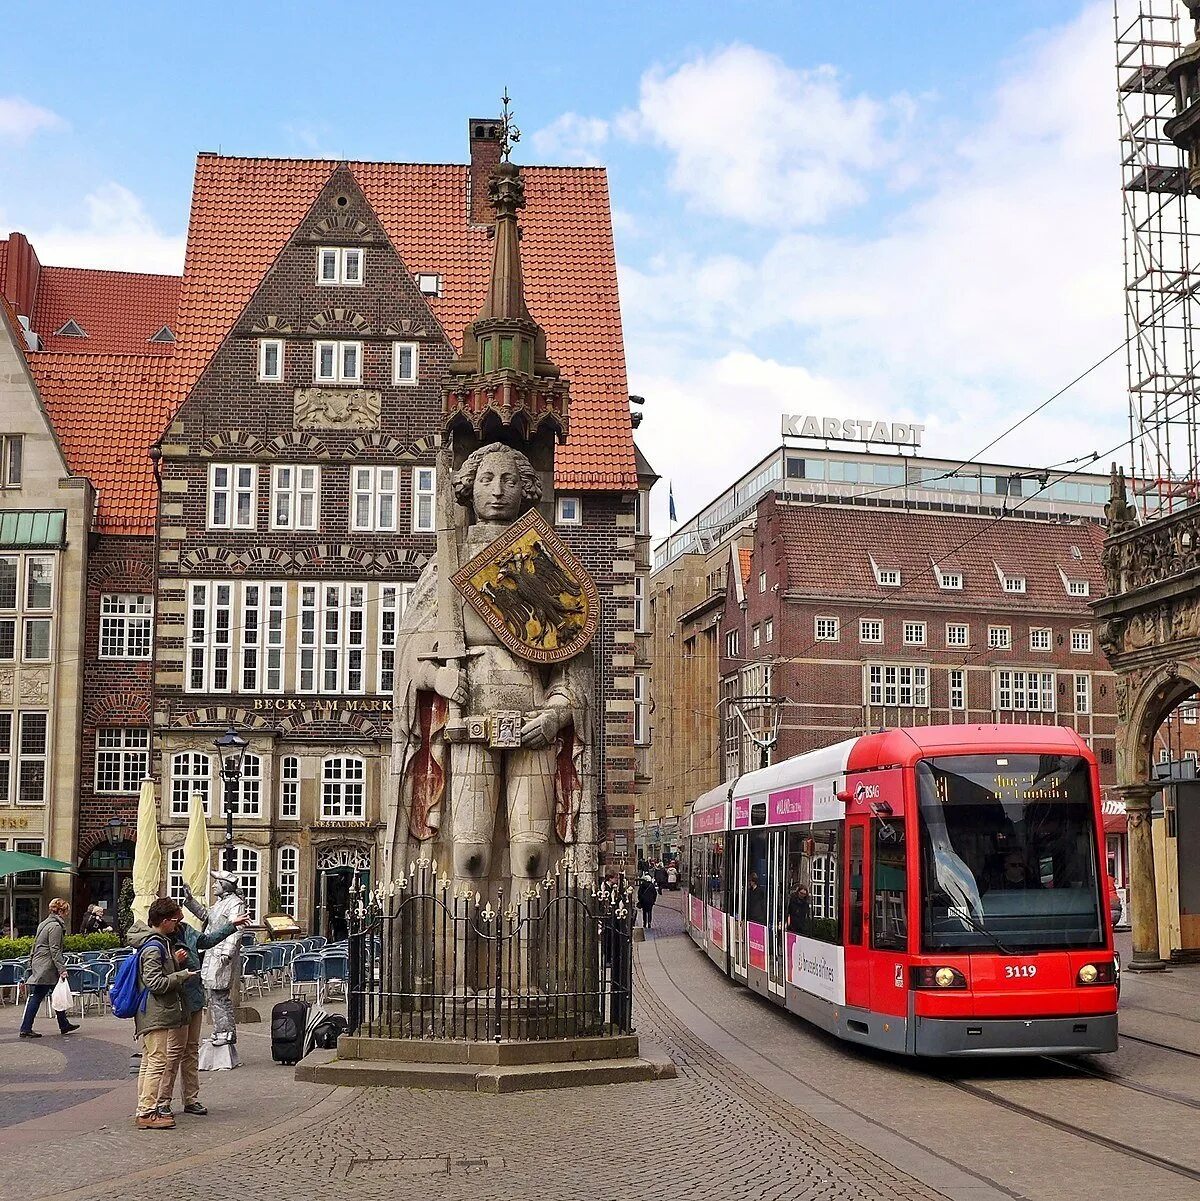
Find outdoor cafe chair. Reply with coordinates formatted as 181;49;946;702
240;950;269;998
307;936;327;951
290;953;322;1002
319;954;349;1002
0;960;24;1005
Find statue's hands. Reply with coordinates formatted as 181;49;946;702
521;708;563;750
433;665;468;707
180;883;193;902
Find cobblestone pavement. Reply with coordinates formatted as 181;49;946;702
4;900;1200;1201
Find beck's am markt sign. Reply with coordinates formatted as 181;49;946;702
782;413;926;448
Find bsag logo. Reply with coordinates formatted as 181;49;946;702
854;782;880;802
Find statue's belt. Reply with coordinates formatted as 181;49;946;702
446;711;525;748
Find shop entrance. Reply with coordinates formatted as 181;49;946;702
79;841;134;929
313;845;371;941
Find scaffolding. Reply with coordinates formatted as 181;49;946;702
1116;1;1200;517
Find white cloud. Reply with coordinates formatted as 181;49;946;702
23;183;185;274
619;6;1131;538
624;45;910;227
0;96;65;143
531;113;610;165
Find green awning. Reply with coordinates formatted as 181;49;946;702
0;510;67;547
0;850;75;877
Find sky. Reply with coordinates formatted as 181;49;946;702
0;1;1138;537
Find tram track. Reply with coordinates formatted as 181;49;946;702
1043;1052;1200;1111
1119;1030;1200;1060
653;919;1200;1191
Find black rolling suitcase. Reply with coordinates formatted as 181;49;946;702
271;998;308;1065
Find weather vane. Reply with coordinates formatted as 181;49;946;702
500;88;521;162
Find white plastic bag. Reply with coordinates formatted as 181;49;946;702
50;977;74;1012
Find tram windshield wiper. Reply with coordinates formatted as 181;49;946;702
952;907;1017;956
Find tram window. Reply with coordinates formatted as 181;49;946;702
848;825;865;945
785;824;842;944
872;819;907;950
747;831;769;923
708;835;724;911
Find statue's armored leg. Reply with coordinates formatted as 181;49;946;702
508;746;558;992
450;741;501;992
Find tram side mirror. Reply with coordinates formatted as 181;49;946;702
836;788;853;804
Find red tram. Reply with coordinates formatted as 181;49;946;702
683;725;1118;1056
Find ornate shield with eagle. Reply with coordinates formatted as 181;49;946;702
451;508;600;664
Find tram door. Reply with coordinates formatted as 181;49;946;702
730;833;748;980
843;817;871;1011
766;829;786;997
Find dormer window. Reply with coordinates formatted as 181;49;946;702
258;338;284;382
149;325;176;344
314;340;362;385
416;273;442;297
869;556;901;587
1067;579;1090;597
317;247;364;286
936;567;963;590
54;319;87;338
1003;575;1026;593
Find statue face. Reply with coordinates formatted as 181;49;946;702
472;450;524;522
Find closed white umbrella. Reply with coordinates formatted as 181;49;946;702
131;778;163;924
182;791;211;929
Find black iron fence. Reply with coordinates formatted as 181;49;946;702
346;863;635;1042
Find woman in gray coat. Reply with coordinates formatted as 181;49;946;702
19;898;79;1037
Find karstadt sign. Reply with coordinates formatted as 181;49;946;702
782;413;926;447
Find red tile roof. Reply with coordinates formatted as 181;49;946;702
174;156;635;490
771;500;1107;612
28;353;177;533
32;266;180;355
738;547;753;584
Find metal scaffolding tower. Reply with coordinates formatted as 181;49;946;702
1116;1;1200;517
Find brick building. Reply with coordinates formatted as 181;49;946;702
1;119;651;933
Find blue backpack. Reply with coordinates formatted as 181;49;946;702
110;937;169;1019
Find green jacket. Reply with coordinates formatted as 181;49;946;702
126;921;192;1035
173;920;235;1016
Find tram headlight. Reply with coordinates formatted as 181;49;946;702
935;967;957;988
911;965;967;989
1076;961;1116;986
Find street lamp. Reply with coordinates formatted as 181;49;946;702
215;727;248;873
105;816;128;847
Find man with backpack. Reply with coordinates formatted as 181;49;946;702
125;898;197;1130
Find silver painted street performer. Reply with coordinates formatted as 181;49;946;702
182;871;246;1070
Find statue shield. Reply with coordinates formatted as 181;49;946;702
451;508;600;664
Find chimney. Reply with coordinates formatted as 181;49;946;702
2;232;41;327
468;117;503;225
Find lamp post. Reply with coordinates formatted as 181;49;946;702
215;727;248;874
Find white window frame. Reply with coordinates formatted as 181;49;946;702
0;713;11;804
16;712;48;806
1002;575;1027;594
949;668;965;711
231;846;262;923
867;664;929;708
634;490;649;537
412;467;436;534
277;845;299;918
937;568;963;590
317;246;364;287
322;756;366;820
378;584;414;695
870;558;901;587
1067;579;1090;597
1075;673;1091;715
987;625;1012;650
556;496;581;526
208;464;257;531
764;617;774;643
415;272;441;296
903;621;926;647
167;847;187;904
1071;629;1093;654
634;672;650;746
1;434;23;488
759;571;767;594
993;669;1056;713
392;341;419;386
22;617;51;663
1030;627;1052;652
752;624;761;648
279;755;301;821
99;593;153;659
170;751;213;818
297;583;367;695
350;466;398;533
313;339;363;384
946;623;968;648
725;630;740;659
634;575;647;634
94;728;149;794
270;464;320;531
859;619;883;644
815;616;840;642
258;338;284;382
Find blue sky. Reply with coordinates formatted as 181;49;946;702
0;2;1130;533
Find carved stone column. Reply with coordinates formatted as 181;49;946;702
1117;783;1167;971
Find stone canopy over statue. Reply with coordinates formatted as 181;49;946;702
386;133;598;898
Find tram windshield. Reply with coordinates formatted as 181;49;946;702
916;754;1104;952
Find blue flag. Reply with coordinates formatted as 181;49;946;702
669;483;677;524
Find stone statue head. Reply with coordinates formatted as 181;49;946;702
453;442;541;524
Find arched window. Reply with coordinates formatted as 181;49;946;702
171;752;213;817
167;847;187;903
279;755;300;821
231;846;261;923
236;752;262;817
276;845;299;918
322;756;365;820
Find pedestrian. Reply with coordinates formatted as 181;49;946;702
155;905;251;1117
786;884;810;935
81;904;113;935
18;898;80;1038
637;872;658;930
653;861;668;893
127;897;198;1130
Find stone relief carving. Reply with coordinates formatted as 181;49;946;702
19;669;49;705
0;669;12;706
316;844;372;871
294;388;381;431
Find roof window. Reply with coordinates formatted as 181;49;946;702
54;319;87;338
994;563;1026;594
416;273;442;297
149;325;176;344
868;555;901;587
934;563;963;590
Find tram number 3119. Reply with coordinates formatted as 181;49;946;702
1004;965;1037;979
